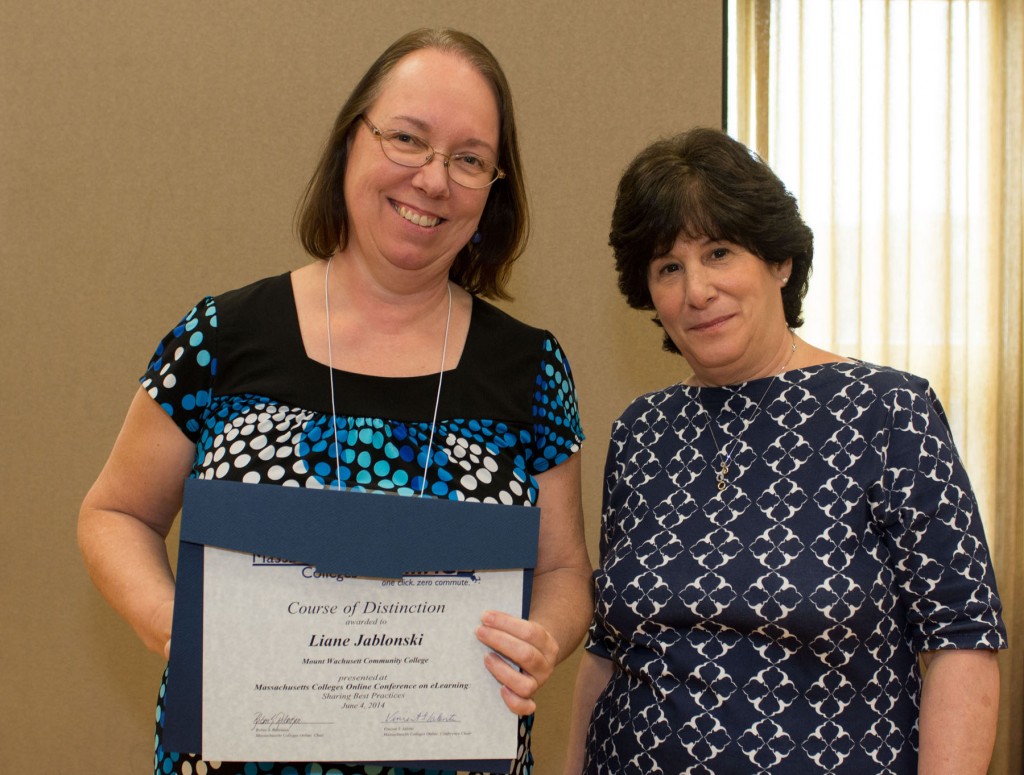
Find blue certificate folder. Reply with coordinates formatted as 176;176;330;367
163;478;540;771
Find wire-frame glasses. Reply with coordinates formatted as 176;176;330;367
361;116;505;189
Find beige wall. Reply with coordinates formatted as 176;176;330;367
0;1;721;770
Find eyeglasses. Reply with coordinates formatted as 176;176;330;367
361;115;505;189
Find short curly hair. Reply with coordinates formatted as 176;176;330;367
609;128;813;353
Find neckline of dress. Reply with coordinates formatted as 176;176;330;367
286;270;477;380
681;359;861;392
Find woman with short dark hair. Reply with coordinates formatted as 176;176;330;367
565;127;1004;774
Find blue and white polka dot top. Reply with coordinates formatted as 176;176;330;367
141;272;584;502
141;271;584;775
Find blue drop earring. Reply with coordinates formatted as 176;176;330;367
470;231;482;245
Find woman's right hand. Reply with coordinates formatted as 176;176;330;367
563;651;614;775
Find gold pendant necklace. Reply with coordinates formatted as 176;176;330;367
700;333;797;492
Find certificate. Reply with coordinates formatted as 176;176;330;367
163;478;540;772
204;554;523;761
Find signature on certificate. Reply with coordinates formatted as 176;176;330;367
251;712;302;732
384;710;460;724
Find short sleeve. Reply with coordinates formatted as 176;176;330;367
139;297;218;443
870;380;1007;652
526;333;584;474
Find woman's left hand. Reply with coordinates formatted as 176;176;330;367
475;452;592;715
476;610;560;714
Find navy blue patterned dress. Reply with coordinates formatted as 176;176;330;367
584;362;1005;774
142;273;584;775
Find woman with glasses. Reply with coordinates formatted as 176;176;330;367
78;28;591;775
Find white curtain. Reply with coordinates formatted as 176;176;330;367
727;1;1024;772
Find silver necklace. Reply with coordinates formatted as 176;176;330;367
323;256;452;497
699;333;797;492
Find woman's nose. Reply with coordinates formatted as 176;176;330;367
685;267;717;307
413;155;451;199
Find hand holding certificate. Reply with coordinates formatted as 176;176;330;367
163;479;541;772
476;607;561;716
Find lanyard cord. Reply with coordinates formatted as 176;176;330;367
323;256;452;497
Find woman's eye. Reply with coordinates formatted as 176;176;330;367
709;248;729;260
660;262;680;274
390;131;426;149
455;153;484;169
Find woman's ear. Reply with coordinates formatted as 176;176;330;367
776;257;793;285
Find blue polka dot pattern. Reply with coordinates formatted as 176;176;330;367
141;298;582;507
144;288;576;775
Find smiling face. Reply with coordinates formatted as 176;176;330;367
341;48;500;287
648;235;792;385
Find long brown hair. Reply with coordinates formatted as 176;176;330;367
295;28;529;299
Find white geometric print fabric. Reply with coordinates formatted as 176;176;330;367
584;361;1005;773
